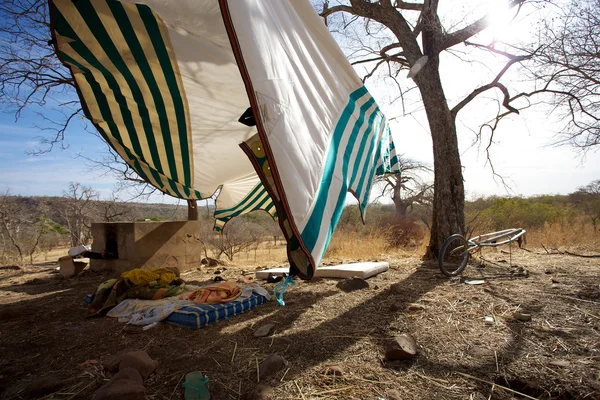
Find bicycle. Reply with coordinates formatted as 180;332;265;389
438;228;526;277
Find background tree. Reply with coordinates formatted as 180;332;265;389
0;0;200;219
521;0;600;149
373;156;432;216
60;182;99;247
0;193;50;265
570;180;600;232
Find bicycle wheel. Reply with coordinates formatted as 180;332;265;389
438;234;470;277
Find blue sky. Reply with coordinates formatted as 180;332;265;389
0;0;598;203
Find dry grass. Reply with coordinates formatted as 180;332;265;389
0;248;599;399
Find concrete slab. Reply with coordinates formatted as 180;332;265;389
255;261;389;280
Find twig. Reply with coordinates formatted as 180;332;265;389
65;379;98;400
311;386;354;396
294;380;306;400
256;357;260;383
563;250;600;258
456;372;539;400
555;294;600;305
168;374;185;400
142;338;155;350
572;305;600;320
280;368;290;382
231;342;237;362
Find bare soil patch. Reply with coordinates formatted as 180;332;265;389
0;249;599;399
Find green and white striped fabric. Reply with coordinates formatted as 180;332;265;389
50;0;401;279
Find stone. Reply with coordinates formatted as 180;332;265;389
336;277;369;292
112;368;143;385
258;354;285;379
390;282;403;294
469;347;495;358
103;349;135;373
322;365;345;376
58;256;87;278
406;303;426;312
118;351;158;380
387;389;402;400
549;360;570;368
254;323;276;338
92;379;145;400
201;258;219;267
514;312;532;322
384;334;418;360
245;384;273;400
25;376;65;398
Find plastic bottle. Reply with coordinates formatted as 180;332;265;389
182;372;210;400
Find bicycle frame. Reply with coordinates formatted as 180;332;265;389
468;228;526;249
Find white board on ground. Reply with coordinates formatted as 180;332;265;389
255;262;389;280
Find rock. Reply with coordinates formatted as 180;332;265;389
336;277;369;292
112;368;143;385
406;303;426;312
322;365;345;376
387;389;402;400
201;258;219;267
259;354;285;379
244;384;273;400
514;312;532;322
484;316;495;326
469;347;495;358
58;256;87;278
384;334;418;360
254;323;276;338
118;351;158;380
549;360;570;368
25;377;65;398
390;282;403;294
92;379;145;400
103;349;135;373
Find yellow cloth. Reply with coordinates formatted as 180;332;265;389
121;268;177;286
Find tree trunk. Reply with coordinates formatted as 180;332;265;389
415;57;465;258
187;200;198;221
391;184;408;215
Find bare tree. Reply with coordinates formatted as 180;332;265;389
319;0;541;257
520;0;600;150
373;156;432;216
0;193;49;265
0;0;80;152
60;182;99;247
570;180;600;232
0;0;199;219
208;219;263;261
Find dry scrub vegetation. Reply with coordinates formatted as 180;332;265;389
0;191;599;400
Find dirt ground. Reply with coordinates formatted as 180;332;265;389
0;248;599;400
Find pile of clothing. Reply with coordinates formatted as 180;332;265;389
88;267;270;328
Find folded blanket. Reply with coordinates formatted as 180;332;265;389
180;281;241;304
107;297;193;325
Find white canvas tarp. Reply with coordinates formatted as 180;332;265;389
50;0;401;278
